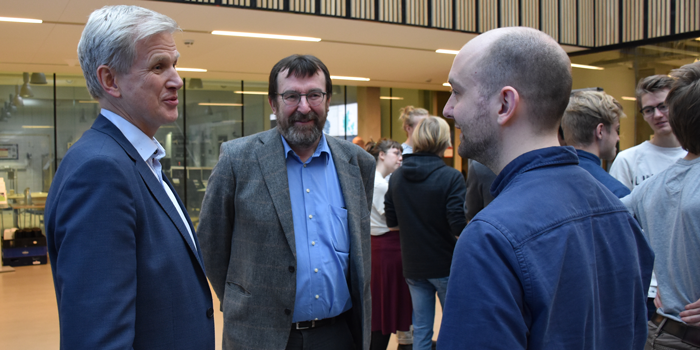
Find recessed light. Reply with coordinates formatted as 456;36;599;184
380;96;404;100
571;63;604;70
79;100;99;104
443;82;451;87
176;68;207;72
198;103;243;107
436;49;459;55
331;76;370;81
22;125;53;129
234;91;268;95
212;30;321;42
0;16;42;24
621;96;636;101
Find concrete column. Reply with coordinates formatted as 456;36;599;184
357;87;381;143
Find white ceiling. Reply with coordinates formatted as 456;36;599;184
0;0;587;91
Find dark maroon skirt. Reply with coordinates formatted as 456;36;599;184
371;230;413;334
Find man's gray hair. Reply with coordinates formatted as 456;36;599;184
78;5;179;99
474;28;572;132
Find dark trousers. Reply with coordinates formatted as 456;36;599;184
285;316;355;350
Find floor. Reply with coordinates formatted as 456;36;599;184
0;262;442;349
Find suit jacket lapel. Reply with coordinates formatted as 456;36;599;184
255;129;297;257
92;115;205;270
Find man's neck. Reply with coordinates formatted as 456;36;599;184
493;134;561;175
650;132;682;148
685;152;699;161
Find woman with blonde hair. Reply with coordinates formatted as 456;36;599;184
364;139;412;350
384;116;467;350
398;106;429;154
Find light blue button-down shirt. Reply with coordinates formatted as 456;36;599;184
282;134;351;322
101;109;196;250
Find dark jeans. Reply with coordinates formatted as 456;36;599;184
285;316;355;350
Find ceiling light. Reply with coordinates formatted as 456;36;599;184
198;103;243;107
436;49;459;55
22;125;53;129
212;30;321;42
621;96;636;101
177;68;207;72
188;78;204;89
571;63;604;70
443;82;451;87
331;76;370;82
0;16;42;24
20;72;33;97
234;91;268;95
79;100;99;104
13;86;23;106
380;96;404;100
30;72;47;84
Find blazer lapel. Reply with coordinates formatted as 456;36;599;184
92;115;205;270
255;129;297;257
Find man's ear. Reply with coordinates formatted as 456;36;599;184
595;123;605;140
97;65;121;98
496;86;519;126
268;96;277;115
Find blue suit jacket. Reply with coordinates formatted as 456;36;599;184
45;115;215;350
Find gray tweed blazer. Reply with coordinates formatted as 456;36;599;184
198;128;375;350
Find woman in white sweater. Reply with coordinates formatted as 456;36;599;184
365;139;412;350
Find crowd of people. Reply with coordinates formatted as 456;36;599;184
41;4;699;350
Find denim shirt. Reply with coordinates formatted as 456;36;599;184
439;146;654;350
282;134;351;323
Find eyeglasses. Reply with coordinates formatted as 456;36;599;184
276;90;327;107
640;102;668;118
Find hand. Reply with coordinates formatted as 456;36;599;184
680;298;700;326
654;288;663;310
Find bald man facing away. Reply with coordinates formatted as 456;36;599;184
439;27;653;349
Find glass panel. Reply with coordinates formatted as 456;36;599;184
0;73;56;199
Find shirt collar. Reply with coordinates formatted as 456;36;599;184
280;133;331;165
575;149;601;165
491;146;579;197
101;108;165;162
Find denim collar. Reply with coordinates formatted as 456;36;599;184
491;146;579;197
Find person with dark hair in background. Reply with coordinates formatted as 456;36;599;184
440;27;653;349
44;5;214;349
364;139;412;350
622;61;700;350
562;90;630;198
385;116;467;350
398;106;429;154
198;54;375;350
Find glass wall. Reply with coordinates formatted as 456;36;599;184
0;74;366;228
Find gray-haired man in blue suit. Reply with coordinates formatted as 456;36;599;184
45;5;214;349
198;54;375;350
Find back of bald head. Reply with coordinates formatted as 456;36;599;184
474;28;572;132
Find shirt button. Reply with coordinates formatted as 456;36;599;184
314;268;318;273
303;164;307;168
311;241;316;246
315;295;319;299
284;308;291;315
288;266;295;273
315;318;319;320
308;215;313;219
306;189;310;193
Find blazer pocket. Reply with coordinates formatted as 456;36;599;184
226;281;251;297
330;205;350;253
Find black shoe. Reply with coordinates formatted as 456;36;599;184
432;340;437;350
397;345;412;350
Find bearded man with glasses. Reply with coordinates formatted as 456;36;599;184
198;54;375;350
609;74;688;321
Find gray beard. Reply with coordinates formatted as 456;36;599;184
277;110;325;148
